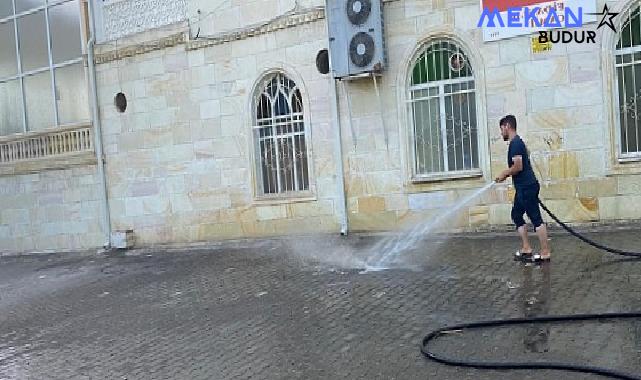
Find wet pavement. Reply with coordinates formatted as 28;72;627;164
1;229;641;379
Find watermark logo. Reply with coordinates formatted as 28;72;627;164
477;1;617;44
478;4;584;29
537;3;618;44
586;4;619;32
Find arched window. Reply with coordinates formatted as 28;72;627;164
615;5;641;158
253;73;309;195
408;39;479;176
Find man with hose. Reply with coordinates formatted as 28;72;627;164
495;115;551;261
422;115;641;378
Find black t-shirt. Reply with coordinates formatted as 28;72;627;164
508;135;538;189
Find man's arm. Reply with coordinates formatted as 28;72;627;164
496;156;523;182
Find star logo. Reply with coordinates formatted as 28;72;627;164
586;4;619;32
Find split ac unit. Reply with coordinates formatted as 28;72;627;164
326;0;386;79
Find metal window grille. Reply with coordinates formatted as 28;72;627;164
615;5;641;157
407;39;479;176
253;73;309;195
0;0;87;136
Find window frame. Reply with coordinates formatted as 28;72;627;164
613;4;641;162
0;0;88;136
406;38;482;182
250;70;315;201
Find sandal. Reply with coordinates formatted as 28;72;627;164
514;250;534;260
532;253;551;262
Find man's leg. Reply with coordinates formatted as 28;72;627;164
535;224;550;258
526;184;550;259
518;225;533;253
512;194;532;254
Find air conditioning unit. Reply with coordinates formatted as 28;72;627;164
327;0;385;79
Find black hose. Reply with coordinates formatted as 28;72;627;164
537;199;641;258
421;199;641;379
421;313;641;380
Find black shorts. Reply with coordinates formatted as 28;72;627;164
512;182;544;229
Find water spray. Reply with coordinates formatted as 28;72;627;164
362;182;496;273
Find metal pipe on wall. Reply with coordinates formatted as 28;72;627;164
324;1;348;235
86;0;111;249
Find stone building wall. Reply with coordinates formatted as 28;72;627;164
95;6;340;245
4;0;641;253
0;167;104;254
92;0;641;247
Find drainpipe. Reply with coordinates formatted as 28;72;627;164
324;2;348;235
330;78;348;235
86;0;111;249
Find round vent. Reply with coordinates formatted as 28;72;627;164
114;92;127;113
449;53;466;72
349;32;375;67
346;0;371;25
316;49;330;75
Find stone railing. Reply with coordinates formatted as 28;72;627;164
0;124;93;164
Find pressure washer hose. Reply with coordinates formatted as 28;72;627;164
421;198;641;380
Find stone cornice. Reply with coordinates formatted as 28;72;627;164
95;32;187;64
94;1;400;64
185;6;326;51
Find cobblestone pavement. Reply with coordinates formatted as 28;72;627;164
1;230;641;379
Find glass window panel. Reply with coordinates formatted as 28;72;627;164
458;92;472;170
445;95;456;171
469;93;479;169
631;63;641;153
293;120;304;133
621;16;632;48
412;101;426;174
632;10;641;47
0;2;13;18
274;92;289;116
55;63;89;125
17;10;48;72
410;89;425;101
0;21;18;78
15;0;44;13
617;66;628;153
453;93;464;171
260;139;277;194
278;137;294;192
412;54;427;85
50;1;82;64
624;65;636;153
0;79;24;136
267;77;278;97
291;89;302;113
24;71;54;131
413;98;442;175
296;135;309;190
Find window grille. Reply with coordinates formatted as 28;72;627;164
253;73;310;195
615;5;641;157
407;39;479;177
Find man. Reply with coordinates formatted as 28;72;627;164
495;115;551;261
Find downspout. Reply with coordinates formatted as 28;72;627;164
324;2;348;235
86;0;111;249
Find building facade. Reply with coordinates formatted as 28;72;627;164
1;0;641;254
